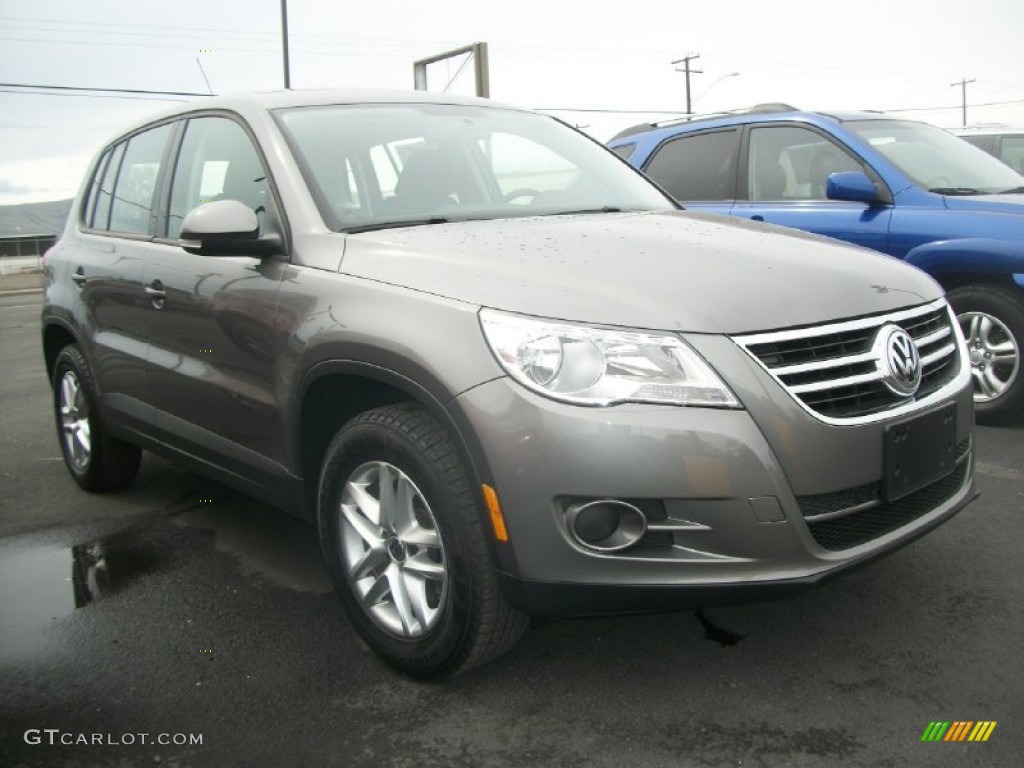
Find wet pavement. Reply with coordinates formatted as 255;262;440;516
2;293;1023;767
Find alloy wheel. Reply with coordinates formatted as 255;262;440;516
338;461;448;638
59;369;91;471
960;311;1021;403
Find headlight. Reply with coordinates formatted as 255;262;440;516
480;309;740;407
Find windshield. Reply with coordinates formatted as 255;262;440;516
846;119;1024;194
275;103;675;231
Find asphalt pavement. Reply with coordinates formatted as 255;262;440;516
1;291;1021;767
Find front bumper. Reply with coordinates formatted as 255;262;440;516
452;358;976;616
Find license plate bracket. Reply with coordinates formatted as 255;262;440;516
882;404;958;503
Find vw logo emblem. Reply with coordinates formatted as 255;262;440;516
874;325;922;396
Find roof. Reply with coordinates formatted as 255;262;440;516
952;125;1024;136
0;199;72;238
609;105;913;144
108;88;524;140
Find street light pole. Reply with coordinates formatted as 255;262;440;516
693;71;740;112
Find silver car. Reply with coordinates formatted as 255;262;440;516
42;90;976;677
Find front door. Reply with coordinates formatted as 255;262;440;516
142;115;288;486
732;124;892;253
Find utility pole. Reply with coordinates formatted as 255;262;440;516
950;77;975;127
672;54;702;117
281;0;291;89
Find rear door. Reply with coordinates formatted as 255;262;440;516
73;122;176;436
731;124;892;252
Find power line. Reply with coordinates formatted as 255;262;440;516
0;83;211;102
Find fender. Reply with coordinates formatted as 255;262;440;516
294;358;521;577
903;238;1024;277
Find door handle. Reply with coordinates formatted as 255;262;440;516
145;280;166;309
71;268;87;286
750;215;765;222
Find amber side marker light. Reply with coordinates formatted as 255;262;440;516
482;484;509;542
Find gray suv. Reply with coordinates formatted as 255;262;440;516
42;90;976;678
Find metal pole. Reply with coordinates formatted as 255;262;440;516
950;77;975;128
281;0;291;89
473;42;490;98
672;54;702;118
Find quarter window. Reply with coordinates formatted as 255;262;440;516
88;143;125;231
108;124;174;234
168;117;270;238
644;130;739;200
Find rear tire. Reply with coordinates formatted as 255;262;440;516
318;403;527;678
948;284;1024;425
52;345;142;491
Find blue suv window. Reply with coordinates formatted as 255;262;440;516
644;129;738;200
748;126;863;201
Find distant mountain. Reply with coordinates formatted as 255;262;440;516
0;199;73;238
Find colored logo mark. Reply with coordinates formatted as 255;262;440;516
921;721;997;742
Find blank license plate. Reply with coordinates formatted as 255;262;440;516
882;404;958;502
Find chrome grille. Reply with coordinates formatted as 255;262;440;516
734;299;965;423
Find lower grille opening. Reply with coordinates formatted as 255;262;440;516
799;448;971;552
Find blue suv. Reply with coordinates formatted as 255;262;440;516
610;106;1024;423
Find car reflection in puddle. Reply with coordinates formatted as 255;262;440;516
0;537;152;662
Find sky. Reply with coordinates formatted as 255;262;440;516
1;0;1023;205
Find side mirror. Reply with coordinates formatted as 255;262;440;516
826;171;883;204
179;200;282;257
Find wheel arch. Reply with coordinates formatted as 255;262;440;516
904;238;1024;285
42;319;81;385
294;360;513;570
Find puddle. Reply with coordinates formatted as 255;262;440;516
0;538;154;661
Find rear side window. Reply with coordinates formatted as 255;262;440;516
643;130;739;200
107;124;174;234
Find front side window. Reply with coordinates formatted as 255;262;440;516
644;130;739;200
846;120;1023;194
748;126;863;201
275;103;674;231
168;116;271;238
108;123;174;234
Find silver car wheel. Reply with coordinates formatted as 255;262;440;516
338;461;448;638
59;369;91;471
960;311;1021;403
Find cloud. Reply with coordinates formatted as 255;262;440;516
0;179;40;195
0;154;90;206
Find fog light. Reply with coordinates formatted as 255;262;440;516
565;499;647;552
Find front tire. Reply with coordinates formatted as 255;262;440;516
948;285;1024;425
318;404;527;678
52;345;141;491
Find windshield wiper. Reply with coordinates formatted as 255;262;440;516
344;217;451;234
929;187;983;196
541;206;626;216
997;186;1024;194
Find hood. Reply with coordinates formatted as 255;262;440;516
942;193;1024;215
341;211;942;335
